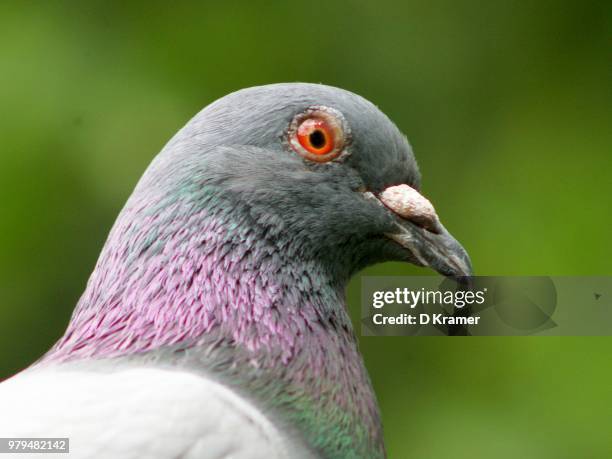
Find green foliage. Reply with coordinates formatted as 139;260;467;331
0;1;610;457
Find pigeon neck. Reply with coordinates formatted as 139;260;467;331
42;189;384;457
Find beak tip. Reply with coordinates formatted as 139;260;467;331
434;248;473;279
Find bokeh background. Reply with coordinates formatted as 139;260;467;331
1;1;610;457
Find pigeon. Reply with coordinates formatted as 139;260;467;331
0;83;471;458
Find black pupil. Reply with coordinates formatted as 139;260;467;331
309;130;326;149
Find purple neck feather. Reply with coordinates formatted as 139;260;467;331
45;197;340;363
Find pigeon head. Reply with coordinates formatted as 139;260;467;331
136;83;471;282
43;83;473;459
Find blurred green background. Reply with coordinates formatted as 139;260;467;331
1;1;610;457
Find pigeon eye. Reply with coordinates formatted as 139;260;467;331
288;107;347;162
297;119;335;155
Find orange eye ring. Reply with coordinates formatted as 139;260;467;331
288;106;348;162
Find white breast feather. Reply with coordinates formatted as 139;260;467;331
0;366;309;459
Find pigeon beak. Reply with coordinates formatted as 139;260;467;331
366;185;473;278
